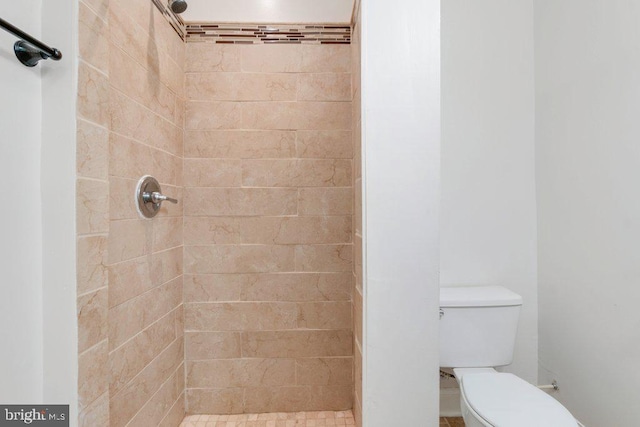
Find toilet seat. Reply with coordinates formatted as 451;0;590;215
460;372;577;427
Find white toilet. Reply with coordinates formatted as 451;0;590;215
440;286;578;427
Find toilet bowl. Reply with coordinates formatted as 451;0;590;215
440;286;578;427
453;368;577;427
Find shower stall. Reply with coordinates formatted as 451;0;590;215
75;0;360;425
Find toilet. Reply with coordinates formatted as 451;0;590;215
440;286;578;427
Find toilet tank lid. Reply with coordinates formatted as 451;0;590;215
440;286;523;307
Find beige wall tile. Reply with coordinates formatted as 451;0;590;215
80;0;108;21
183;272;351;303
243;386;311;413
243;385;352;413
108;217;181;264
78;340;109;411
295;245;353;272
353;117;362;179
174;303;184;339
186;73;297;101
296;357;353;386
298;188;353;216
242;159;352;187
241;45;303;73
185;302;297;331
185;101;242;130
355;178;362;235
151;5;185;67
125;363;183;427
109;133;182;185
184;217;241;245
78;62;109;126
354;287;363;346
185;216;351;245
183;159;242;187
239;273;352;302
79;392;109;427
112;0;183;95
109;0;151;72
297;301;352;329
187;359;296;388
243;216;352;245
185;44;241;73
77;178;109;235
307;385;353;410
108;246;182;307
183;188;297;216
241;102;352;130
354;397;362;427
110;46;176;123
152;216;183;252
354;234;363;291
77;235;108;295
110;0;151;31
185;388;243;414
78;288;108;353
109;277;181;350
108;219;146;264
161;54;185;98
109;309;177;395
184;130;295;159
175;97;185;129
242;330;352;358
185;245;295;274
109;338;183;427
185;331;242;359
183;274;243;302
77;119;109;180
157;392;185;427
110;89;182;156
296;131;353;159
300;45;351;73
354;344;362;411
298;74;351;102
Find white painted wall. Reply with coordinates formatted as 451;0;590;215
0;1;77;415
441;0;538;390
360;0;441;425
0;0;44;403
535;1;640;425
181;0;354;23
41;0;78;422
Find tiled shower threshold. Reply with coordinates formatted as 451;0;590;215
180;410;355;426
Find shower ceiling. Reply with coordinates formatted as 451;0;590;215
179;0;354;23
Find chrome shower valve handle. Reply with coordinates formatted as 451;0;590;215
147;191;178;205
135;175;179;219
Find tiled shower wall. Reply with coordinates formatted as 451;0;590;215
351;1;363;426
76;0;185;425
183;43;354;414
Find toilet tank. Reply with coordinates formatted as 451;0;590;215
439;286;522;368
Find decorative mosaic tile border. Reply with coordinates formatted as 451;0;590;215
185;23;351;44
151;0;352;45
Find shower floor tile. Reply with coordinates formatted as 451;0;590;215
440;417;465;427
180;410;355;427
